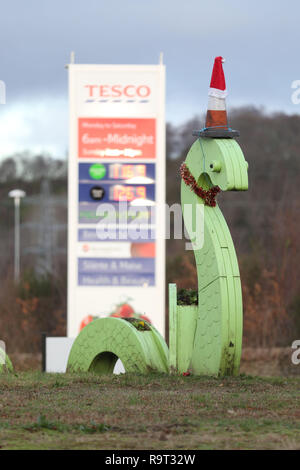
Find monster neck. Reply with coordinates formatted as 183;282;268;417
181;177;242;376
179;136;247;376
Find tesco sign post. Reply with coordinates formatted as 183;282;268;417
67;63;166;338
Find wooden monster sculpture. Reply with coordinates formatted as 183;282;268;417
67;57;248;377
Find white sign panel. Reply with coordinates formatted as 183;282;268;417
68;64;166;338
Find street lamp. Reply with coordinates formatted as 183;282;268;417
8;189;26;282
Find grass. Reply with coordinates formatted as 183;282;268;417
0;371;299;450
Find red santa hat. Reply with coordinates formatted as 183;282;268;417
208;56;227;99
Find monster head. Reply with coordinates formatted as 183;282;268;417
185;137;248;192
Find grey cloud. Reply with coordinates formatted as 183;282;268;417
0;0;299;152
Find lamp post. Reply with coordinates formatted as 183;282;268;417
8;189;26;282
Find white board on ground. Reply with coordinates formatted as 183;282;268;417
45;337;125;374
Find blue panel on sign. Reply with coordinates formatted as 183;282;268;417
78;273;155;287
79;162;155;182
79;183;155;203
78;228;155;243
78;258;155;274
78;203;155;225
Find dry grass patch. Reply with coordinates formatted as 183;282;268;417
0;372;299;449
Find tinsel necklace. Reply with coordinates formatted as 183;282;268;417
180;162;220;207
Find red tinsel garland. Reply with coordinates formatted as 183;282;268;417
180;162;220;207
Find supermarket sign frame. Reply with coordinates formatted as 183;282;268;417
68;63;166;338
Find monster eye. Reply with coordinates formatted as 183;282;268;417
209;161;221;172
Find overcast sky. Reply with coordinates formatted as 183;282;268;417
0;0;300;158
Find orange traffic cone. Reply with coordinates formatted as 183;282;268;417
195;56;239;138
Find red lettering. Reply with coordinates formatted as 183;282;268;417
84;84;151;99
123;85;135;98
84;85;98;98
137;85;150;98
99;85;110;98
111;85;122;97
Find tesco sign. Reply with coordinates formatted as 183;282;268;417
85;84;151;99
